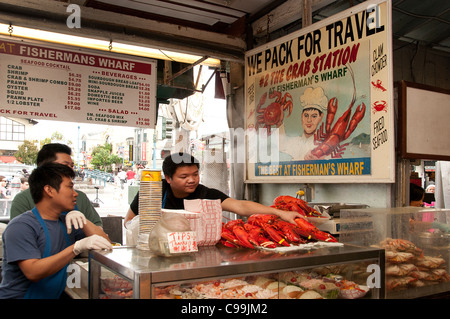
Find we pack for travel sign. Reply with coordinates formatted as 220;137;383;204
245;0;394;183
0;38;157;128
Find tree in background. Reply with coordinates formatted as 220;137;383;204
14;131;73;165
91;142;121;172
14;140;39;165
40;131;73;148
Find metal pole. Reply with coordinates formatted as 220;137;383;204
153;131;156;169
77;125;80;168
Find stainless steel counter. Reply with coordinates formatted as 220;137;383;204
89;244;385;299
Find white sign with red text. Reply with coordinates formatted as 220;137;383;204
0;37;157;128
244;0;394;183
167;231;198;254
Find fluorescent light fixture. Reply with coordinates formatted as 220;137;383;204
0;23;110;51
111;42;217;66
0;23;221;67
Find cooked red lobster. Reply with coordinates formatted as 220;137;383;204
271;195;322;217
220;213;337;249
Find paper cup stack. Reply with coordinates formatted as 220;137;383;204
137;170;162;250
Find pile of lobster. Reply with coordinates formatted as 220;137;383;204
271;195;322;218
221;196;337;249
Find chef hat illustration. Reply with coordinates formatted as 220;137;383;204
300;87;328;113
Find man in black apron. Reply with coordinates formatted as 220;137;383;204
0;163;111;299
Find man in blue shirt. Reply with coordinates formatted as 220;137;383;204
0;163;111;299
10;143;103;227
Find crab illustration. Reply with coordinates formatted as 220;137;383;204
255;91;293;135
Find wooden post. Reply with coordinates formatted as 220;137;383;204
302;0;312;28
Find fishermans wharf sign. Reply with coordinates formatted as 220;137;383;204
0;38;157;128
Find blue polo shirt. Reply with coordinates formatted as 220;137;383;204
0;211;84;299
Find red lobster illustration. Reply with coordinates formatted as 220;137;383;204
256;90;293;135
371;79;387;92
311;66;366;159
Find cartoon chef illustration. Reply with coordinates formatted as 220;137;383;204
279;87;328;160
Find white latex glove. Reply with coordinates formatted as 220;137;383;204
66;210;87;234
73;234;112;255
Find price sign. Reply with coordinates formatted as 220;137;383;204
167;231;198;254
0;37;157;128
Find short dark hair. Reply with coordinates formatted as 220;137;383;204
36;143;72;166
162;152;199;178
29;162;75;203
410;183;425;202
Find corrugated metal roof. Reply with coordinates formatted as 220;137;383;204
82;0;450;53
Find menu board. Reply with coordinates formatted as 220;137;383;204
0;37;157;128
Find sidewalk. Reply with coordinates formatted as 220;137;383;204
75;181;135;219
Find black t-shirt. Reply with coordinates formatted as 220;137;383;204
129;179;229;214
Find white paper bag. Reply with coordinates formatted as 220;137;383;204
183;199;222;246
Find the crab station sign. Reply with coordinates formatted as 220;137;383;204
244;0;394;183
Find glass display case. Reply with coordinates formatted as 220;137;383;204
89;244;385;299
339;207;450;298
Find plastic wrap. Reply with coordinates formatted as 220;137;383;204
148;212;193;257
